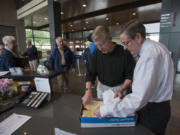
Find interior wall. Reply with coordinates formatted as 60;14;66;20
0;0;26;52
160;0;180;72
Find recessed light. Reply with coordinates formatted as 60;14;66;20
82;4;87;7
44;17;48;20
61;12;64;15
85;21;88;24
106;17;109;21
132;12;136;16
116;22;119;25
70;24;73;27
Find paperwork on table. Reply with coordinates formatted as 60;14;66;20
54;128;77;135
0;113;31;135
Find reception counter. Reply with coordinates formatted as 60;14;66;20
0;71;61;81
0;94;155;135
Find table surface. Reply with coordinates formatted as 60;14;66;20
0;94;155;135
0;71;61;81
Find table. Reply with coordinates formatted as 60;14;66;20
0;94;155;135
0;71;61;81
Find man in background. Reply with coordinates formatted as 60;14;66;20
23;40;38;71
49;37;76;93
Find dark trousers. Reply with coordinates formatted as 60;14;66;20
137;101;170;135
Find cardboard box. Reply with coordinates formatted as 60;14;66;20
80;100;136;128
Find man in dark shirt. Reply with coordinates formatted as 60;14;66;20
23;40;38;71
82;25;135;105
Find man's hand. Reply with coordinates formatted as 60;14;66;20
82;89;93;106
114;89;123;99
94;106;102;119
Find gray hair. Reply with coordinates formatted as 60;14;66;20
2;36;16;45
120;19;146;39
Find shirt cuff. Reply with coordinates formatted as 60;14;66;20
100;104;114;117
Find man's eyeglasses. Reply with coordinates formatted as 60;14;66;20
120;40;132;46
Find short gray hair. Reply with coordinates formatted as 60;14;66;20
2;36;16;45
120;19;146;39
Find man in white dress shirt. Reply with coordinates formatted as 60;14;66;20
94;20;174;135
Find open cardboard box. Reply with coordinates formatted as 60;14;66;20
80;99;137;128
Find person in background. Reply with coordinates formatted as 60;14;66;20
0;44;4;56
82;25;135;104
83;41;91;68
49;37;76;93
87;33;97;55
0;36;23;71
23;40;38;71
94;20;174;135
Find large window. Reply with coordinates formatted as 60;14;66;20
144;23;160;42
25;29;51;56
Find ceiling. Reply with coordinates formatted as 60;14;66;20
24;0;162;33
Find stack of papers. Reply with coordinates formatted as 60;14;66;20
82;102;101;117
0;113;31;135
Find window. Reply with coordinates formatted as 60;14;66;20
25;29;51;56
144;23;160;42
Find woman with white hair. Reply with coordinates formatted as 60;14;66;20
0;36;23;71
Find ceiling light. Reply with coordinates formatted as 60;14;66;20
85;21;88;24
61;12;64;15
106;17;109;21
44;17;48;20
82;4;87;7
70;24;73;27
132;12;136;16
116;22;119;25
83;27;86;30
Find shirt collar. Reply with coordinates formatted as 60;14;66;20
139;39;148;56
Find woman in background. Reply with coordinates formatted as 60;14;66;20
0;36;23;71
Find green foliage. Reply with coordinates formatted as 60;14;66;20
25;29;33;38
25;29;51;51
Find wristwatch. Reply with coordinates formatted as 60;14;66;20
85;88;91;91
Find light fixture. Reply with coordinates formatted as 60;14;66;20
116;22;119;25
85;21;88;24
70;24;73;27
106;17;109;21
82;4;87;7
44;17;48;20
83;27;86;30
132;12;136;16
61;12;64;15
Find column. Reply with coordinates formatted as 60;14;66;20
48;0;61;49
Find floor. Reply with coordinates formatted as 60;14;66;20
68;65;180;135
165;74;180;135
